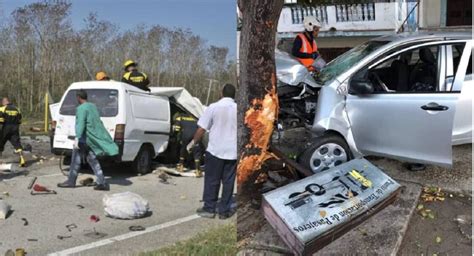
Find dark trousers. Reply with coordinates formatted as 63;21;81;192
179;135;203;163
203;152;236;214
0;124;22;152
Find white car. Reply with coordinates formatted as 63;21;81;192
276;31;472;173
51;81;205;174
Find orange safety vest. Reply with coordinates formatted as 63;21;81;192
296;33;318;68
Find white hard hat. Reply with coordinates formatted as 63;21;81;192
303;16;321;31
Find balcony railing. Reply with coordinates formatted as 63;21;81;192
289;5;328;24
277;2;411;36
335;3;376;22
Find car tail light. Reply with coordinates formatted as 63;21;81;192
114;124;125;142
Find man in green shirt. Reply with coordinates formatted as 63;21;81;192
57;90;119;191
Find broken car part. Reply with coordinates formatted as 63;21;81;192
21;218;28;226
57;235;72;240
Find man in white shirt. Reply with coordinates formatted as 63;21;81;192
187;84;237;219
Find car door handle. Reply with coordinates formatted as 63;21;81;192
421;103;449;111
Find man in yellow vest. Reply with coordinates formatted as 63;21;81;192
121;60;150;91
292;16;321;70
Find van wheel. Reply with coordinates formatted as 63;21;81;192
299;134;353;174
133;145;154;175
62;156;71;166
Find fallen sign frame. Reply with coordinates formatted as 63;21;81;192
262;158;401;256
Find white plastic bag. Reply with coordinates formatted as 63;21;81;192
103;192;149;219
0;201;11;219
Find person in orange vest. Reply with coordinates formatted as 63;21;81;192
292;16;322;70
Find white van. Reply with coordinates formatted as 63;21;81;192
51;81;205;174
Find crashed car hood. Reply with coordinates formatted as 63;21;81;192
149;87;205;118
276;49;321;88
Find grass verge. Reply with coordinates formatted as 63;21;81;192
140;223;237;256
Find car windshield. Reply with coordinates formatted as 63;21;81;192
316;41;389;84
60;89;118;117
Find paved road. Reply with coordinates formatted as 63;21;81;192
0;145;234;255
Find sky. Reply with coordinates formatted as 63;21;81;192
1;0;237;57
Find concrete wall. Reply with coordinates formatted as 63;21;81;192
419;0;442;28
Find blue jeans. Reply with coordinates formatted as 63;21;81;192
202;152;236;214
67;144;105;185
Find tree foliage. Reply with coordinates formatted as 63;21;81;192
0;1;236;115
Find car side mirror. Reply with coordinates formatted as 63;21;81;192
349;80;374;95
349;68;374;95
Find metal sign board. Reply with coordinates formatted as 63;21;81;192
262;158;401;255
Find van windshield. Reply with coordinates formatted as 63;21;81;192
60;89;118;117
316;41;389;84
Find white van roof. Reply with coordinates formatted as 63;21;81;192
67;81;205;118
149;87;205;118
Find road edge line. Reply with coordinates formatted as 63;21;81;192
47;214;201;256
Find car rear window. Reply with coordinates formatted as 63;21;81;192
60;89;118;117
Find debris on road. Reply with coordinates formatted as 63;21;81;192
66;223;77;232
57;235;72;240
79;177;95;186
89;215;100;222
15;248;25;256
31;184;56;195
0;201;11;219
21;218;28;226
76;204;85;209
158;171;171;184
129;225;146;231
103;192;150;219
27;177;37;189
29;127;42;132
27;238;38;242
0;164;13;172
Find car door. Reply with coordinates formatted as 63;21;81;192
345;41;464;167
448;41;473;145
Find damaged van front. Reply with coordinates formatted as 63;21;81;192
277;32;472;174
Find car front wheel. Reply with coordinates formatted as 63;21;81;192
299;134;353;174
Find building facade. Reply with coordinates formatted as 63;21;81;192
277;0;471;61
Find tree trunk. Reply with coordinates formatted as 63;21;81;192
237;0;283;190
